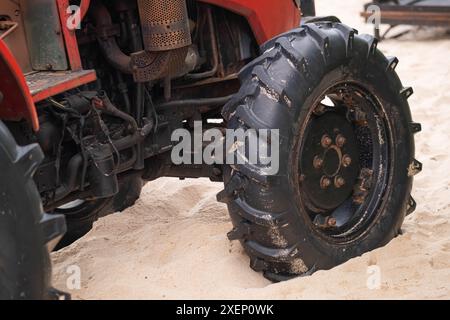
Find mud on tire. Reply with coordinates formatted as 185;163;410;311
219;22;421;281
0;121;66;299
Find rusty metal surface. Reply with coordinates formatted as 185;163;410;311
0;38;39;130
26;69;96;102
0;0;32;73
137;0;192;51
131;47;188;82
362;0;450;27
132;0;192;82
21;0;68;71
56;0;83;71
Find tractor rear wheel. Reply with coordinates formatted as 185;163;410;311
0;121;66;299
220;22;421;281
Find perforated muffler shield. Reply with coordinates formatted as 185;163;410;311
137;0;192;51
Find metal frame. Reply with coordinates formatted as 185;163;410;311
362;0;450;39
24;0;96;102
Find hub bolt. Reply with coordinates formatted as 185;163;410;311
342;155;352;167
313;104;326;115
320;176;331;189
334;176;346;188
313;156;323;169
327;217;337;227
321;135;332;148
336;134;346;147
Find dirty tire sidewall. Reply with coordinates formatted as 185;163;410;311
0;122;51;299
221;23;416;280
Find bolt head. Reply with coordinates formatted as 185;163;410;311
313;156;323;169
321;135;332;148
336;134;346;147
334;176;346;188
327;217;337;227
342;155;352;167
313;104;326;115
320;176;331;189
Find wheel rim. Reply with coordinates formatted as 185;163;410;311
56;199;86;211
297;82;391;243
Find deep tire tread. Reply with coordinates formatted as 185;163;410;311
221;22;419;280
0;122;58;299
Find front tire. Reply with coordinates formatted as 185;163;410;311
220;22;421;281
0;121;66;299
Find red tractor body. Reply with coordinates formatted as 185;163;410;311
0;0;300;131
199;0;301;44
0;40;38;130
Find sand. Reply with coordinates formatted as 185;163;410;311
52;0;450;299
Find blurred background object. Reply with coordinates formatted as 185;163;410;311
361;0;450;40
301;0;316;16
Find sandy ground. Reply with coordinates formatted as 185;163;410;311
52;0;450;299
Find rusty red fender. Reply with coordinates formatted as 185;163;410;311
198;0;301;44
0;40;39;132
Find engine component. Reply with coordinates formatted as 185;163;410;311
130;47;189;82
131;0;192;82
94;91;138;133
185;6;218;80
137;0;191;51
86;143;119;200
92;3;133;74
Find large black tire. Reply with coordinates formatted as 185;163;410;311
0;121;66;299
54;174;143;249
220;22;421;281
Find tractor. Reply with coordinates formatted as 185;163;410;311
0;0;421;299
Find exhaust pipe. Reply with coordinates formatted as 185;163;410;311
92;0;193;82
137;0;192;51
131;0;193;82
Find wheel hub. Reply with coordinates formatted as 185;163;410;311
300;112;360;211
322;145;341;177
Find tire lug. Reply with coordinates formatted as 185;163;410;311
334;176;345;188
336;134;346;147
342;154;352;167
313;156;323;169
320;176;331;189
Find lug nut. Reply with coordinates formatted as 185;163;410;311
313;104;326;115
320;176;331;189
313;156;323;169
334;176;346;188
336;134;346;147
321;135;332;148
327;217;337;227
342;155;352;167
